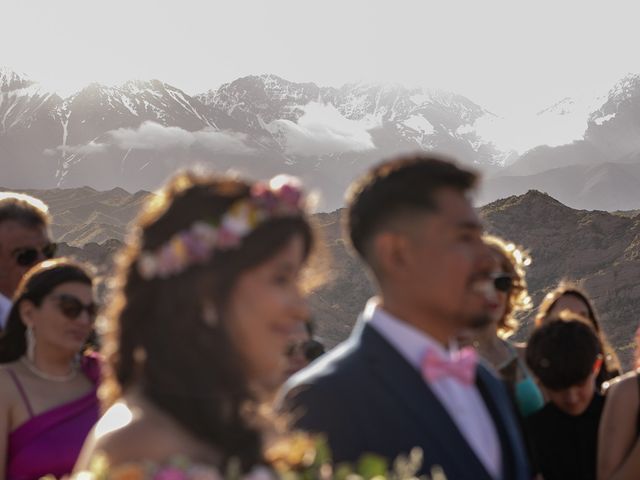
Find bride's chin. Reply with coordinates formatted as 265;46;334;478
249;370;286;398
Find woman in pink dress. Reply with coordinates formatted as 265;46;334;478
0;259;100;479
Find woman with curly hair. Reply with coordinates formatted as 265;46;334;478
465;234;544;417
535;282;622;390
74;171;317;478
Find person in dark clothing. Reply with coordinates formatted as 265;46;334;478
281;154;531;480
525;314;605;480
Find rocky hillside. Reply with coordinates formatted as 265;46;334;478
482;190;640;363
16;186;639;368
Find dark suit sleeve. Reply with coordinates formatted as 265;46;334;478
284;380;364;464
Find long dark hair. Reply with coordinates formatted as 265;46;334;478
102;171;314;470
535;281;622;384
0;258;93;363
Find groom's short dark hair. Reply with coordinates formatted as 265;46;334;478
345;153;477;264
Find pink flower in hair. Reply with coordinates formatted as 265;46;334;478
180;233;209;262
137;175;306;279
216;226;242;249
276;183;303;209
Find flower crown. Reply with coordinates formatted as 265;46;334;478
137;175;306;280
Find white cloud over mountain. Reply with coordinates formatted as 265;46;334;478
49;122;255;157
109;122;254;154
270;102;378;156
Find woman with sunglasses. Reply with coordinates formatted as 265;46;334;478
73;171;316;478
0;258;99;480
464;235;544;418
284;320;325;379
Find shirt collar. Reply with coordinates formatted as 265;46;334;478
364;297;457;371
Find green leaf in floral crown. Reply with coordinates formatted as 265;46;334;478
312;437;332;466
334;463;356;480
356;454;389;480
225;457;243;480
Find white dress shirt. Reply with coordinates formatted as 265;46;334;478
0;292;11;329
364;298;502;479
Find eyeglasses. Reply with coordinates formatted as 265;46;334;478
285;339;325;362
13;243;57;267
49;294;98;321
492;274;514;293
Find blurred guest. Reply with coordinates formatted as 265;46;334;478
535;282;621;389
0;193;54;329
597;326;640;480
74;171;315;476
284;320;325;378
525;315;604;480
467;235;543;417
0;259;99;480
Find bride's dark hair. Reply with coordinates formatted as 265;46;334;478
101;171;314;469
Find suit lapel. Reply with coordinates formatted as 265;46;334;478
360;324;494;480
476;366;518;480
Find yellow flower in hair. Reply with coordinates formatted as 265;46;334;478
109;463;146;480
265;432;318;472
170;236;189;263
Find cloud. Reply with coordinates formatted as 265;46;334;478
270;102;378;156
44;141;108;156
191;129;255;155
108;121;254;154
45;122;255;157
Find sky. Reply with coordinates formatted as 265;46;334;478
2;0;640;151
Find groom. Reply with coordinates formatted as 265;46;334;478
282;154;531;479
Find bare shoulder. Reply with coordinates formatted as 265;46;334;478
0;363;22;406
76;396;219;469
604;371;640;403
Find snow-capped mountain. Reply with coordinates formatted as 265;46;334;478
584;74;640;159
0;67;34;92
5;68;640;210
0;69;60;135
1;69;513;208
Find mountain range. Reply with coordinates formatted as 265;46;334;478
5;67;640;210
10;186;638;368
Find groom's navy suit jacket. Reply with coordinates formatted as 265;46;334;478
282;321;531;480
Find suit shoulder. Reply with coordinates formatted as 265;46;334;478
282;336;366;396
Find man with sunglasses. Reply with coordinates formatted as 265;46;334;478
0;192;54;329
282;154;531;479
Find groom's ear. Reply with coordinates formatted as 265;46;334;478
372;231;412;279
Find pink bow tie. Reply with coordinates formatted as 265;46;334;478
421;346;478;385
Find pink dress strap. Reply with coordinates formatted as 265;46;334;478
6;354;101;480
6;368;35;418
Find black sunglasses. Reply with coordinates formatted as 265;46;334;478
286;339;325;362
49;294;98;321
13;243;57;267
492;274;514;293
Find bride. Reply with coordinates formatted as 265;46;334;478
75;170;316;477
